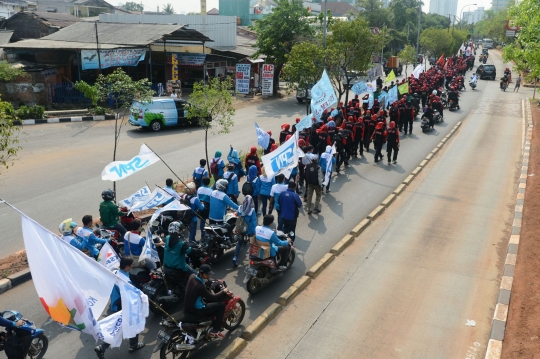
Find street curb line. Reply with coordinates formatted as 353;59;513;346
484;99;532;359
0;268;32;295
0;279;12;294
217;338;248;359
226;119;463;358
14;115;116;126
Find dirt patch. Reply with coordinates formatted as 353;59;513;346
501;100;540;358
0;250;28;279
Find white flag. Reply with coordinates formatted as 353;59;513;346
412;64;424;79
148;199;190;225
102;144;160;181
129;187;173;213
322;145;336;187
261;131;299;178
118;278;149;338
97;242;120;271
118;186;151;208
98;311;123;347
139;227;160;264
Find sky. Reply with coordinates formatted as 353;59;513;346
122;0;492;15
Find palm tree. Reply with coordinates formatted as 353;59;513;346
162;3;175;14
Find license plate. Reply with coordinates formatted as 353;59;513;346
142;284;157;296
244;267;258;276
157;330;170;343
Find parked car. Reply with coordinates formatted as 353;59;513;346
296;86;312;103
476;64;497;80
128;97;209;132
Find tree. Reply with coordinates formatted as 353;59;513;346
422;13;451;30
420;28;454;57
474;9;509;42
187;77;236;176
0;61;28;82
357;0;391;28
0;96;22;176
162;3;174;14
252;0;314;95
398;44;416;76
122;1;143;12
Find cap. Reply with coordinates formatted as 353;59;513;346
199;264;214;275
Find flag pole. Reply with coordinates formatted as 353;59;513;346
144;143;189;189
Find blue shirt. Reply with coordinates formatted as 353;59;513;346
209;190;239;221
124;231;145;256
249;177;261;197
211;157;225;177
278;189;302;220
319;153;336;173
110;269;130;312
238;207;257;235
255;225;289;257
259;175;275;196
182;194;205;223
62;234;86;251
223;171;239;196
193;166;208;182
77;227;106;258
197;185;212;204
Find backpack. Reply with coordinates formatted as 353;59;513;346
210;159;219;175
242;179;254;196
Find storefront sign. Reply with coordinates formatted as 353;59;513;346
236;64;251;95
171;54;179;81
262;64;274;96
175;53;206;66
81;49;146;70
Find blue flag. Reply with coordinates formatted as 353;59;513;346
310;70;337;119
254;123;270;149
387;86;398;106
351;81;368;95
296;115;313;132
368;92;374;109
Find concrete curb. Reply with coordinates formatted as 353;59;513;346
484;99;532;359
14;114;116;126
225;118;463;359
0;268;32;295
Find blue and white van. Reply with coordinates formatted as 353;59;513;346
128;97;198;132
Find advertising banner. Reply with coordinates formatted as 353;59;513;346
236;64;251;95
262;64;274;96
81;49;146;70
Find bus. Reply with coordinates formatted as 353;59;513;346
483;39;494;49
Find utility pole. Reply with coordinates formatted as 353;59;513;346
415;3;421;60
94;22;102;74
448;14;451;33
323;0;327;48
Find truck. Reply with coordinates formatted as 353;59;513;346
383;56;403;76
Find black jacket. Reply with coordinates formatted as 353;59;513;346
184;274;224;314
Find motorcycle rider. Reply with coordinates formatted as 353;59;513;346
181;182;205;243
500;74;509;90
77;215;107;259
184;264;229;340
124;219;161;270
470;73;478;88
255;215;292;270
163;221;196;279
58;219;86;250
447;87;460;109
99;189;127;239
0;313;31;359
197;177;212;237
209;179;239;225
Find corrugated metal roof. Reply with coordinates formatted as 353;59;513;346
4;39;134;50
20;11;81;28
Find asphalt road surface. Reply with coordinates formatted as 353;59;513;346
0;51;519;359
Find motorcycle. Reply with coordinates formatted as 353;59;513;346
448;99;459;111
458;82;465;91
441;92;448;108
200;211;239;264
245;232;296;295
0;310;48;359
500;80;508;91
157;279;245;359
142;241;209;314
420;115;432;133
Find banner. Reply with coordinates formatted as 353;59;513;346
81;49;146;70
102;144;160;182
236;64;251;95
322;145;336;186
97;242;120;271
98;311;123;347
171;54;179;81
398;82;409;95
295;114;314;132
310;70;337;119
174;53;206;66
387;85;398;105
139;227;160;264
129;187;173;213
378;91;388;108
254;123;270;149
412;64;424;79
385;70;396;83
261;64;274;96
118;186;151;208
351;81;368;95
148;199;190;224
261;131;299;177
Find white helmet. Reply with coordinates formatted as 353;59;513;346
215;179;228;192
168;221;184;234
432;90;437;96
184;182;196;194
59;219;77;236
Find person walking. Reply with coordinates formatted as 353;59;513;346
278;182;302;238
192;159;208;189
514;75;522;92
223;163;240;204
371;122;386;163
244;146;262;175
304;154;323;215
243;165;261;214
386;121;400;165
210;151;225;181
259;167;275;216
269;174;288;231
232;195;257;267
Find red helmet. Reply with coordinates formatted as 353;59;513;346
296;117;300;123
389;121;396;129
348;116;353;121
281;124;290;130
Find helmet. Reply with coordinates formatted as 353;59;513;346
215;179;229;191
59;218;77;235
168;221;185;234
184;182;196;194
101;189;115;201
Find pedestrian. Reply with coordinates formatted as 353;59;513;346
302;146;314;201
227;146;246;179
386;121;400;165
304;154;323;214
319;146;336;194
371;122;386;163
210;151;225;181
192;159;208;189
353;115;364;157
364;111;375;152
514;75;522;92
232;195;257;267
123;219;161;270
259;167;275;216
243;165;261;215
269;174;288;231
244;146;262;175
263;131;276;155
223;163;240;204
197;177;212;237
94;257;145;359
181;182;205;243
279;124;291;145
278;182;302;238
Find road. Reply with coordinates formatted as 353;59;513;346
236;53;526;358
0;51;520;359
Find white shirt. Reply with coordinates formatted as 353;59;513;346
270;183;288;197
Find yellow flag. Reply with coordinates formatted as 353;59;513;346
398;82;409;95
384;70;396;83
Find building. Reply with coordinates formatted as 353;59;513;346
31;0;123;17
462;7;484;24
0;1;31;20
304;1;359;16
429;0;457;19
207;7;219;15
492;0;510;11
0;29;15;59
0;11;81;41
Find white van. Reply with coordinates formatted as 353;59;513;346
483;39;494;49
128;97;204;132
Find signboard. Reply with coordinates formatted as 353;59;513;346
41;68;58;77
81;49;146;70
236;64;251;95
506;30;515;37
262;64;274;96
171;54;179;81
174;53;206;66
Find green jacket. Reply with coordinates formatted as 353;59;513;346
163;235;192;271
99;200;125;227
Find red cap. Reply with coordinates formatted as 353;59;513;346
250;146;257;155
296;117;300;123
389;121;396;129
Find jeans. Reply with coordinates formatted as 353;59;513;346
189;220;197;243
276;210;284;231
195;302;226;331
306;184;321;211
253;196;259;215
260;194;270;216
233;234;253;260
110;223;127;239
100;335;139;352
282;218;297;238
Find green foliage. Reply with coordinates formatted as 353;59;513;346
74;80;100;107
122;1;143;11
162;3;174;14
422;13;451;30
0;97;22;176
282;42;325;95
357;0;391;28
420;28;453;57
187;77;236;175
252;0;314;94
89;106;108;116
398;45;416;76
474;9;509;41
0;61;28;82
503;0;540;82
15;105;45;120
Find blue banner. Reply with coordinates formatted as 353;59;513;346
387;86;398;106
351;81;368;95
295;115;313;132
310;70;337;119
254;123;270;149
261;132;299;177
81;49;146;70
